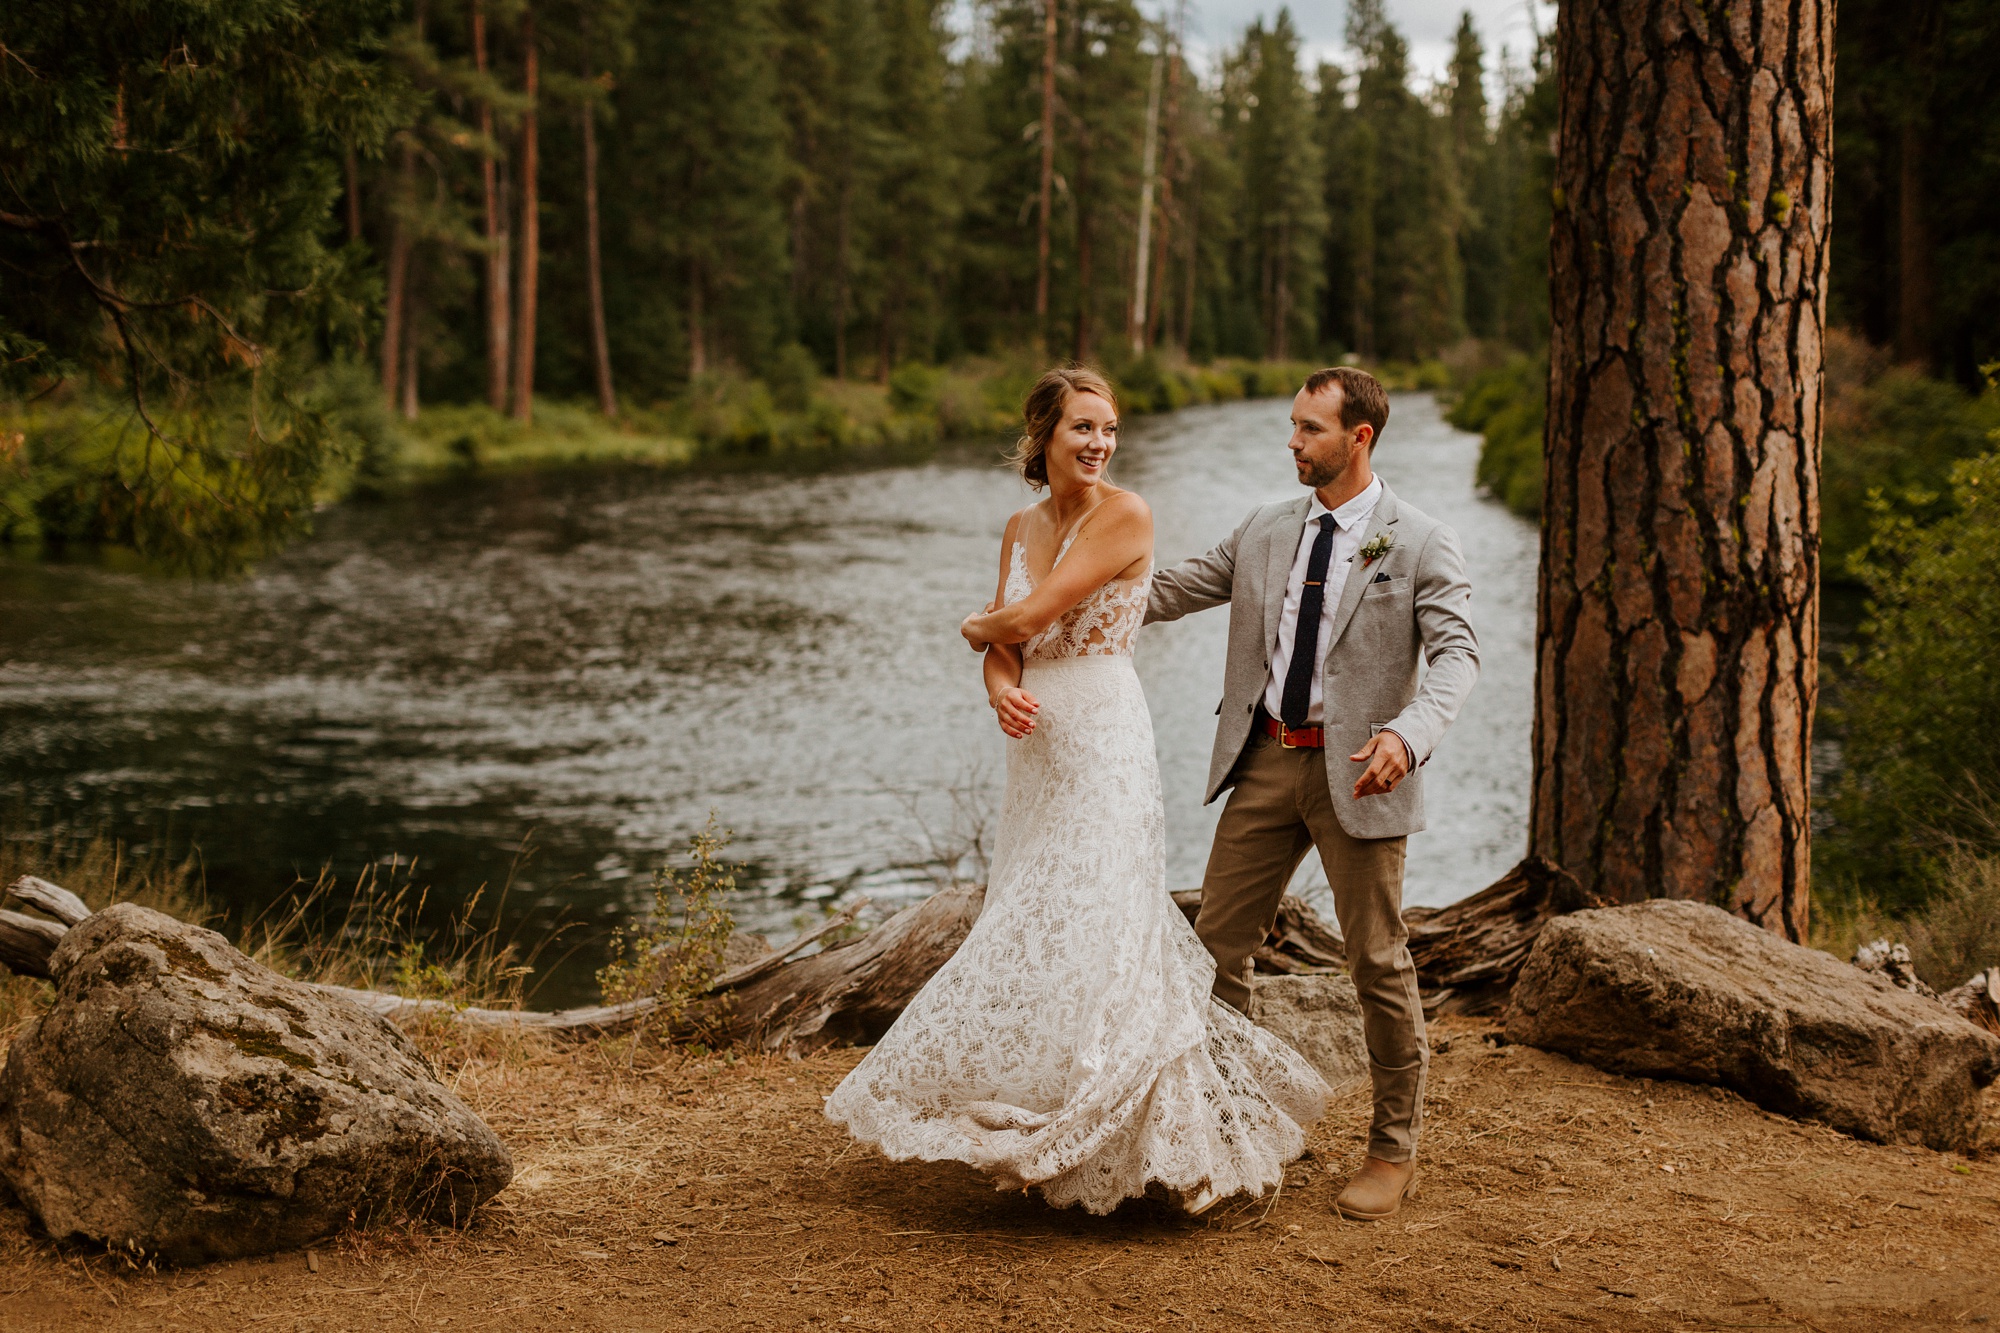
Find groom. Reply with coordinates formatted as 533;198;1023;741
1146;366;1478;1220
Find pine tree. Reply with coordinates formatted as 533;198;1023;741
0;0;409;567
1222;11;1326;361
616;0;790;380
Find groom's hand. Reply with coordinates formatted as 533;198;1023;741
1349;732;1411;799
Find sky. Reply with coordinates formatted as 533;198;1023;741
950;2;1558;99
1176;0;1556;88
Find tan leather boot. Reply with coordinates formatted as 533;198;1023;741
1334;1156;1418;1221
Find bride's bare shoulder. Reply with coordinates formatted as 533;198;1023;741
1096;488;1153;528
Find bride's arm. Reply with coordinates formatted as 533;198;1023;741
961;494;1152;647
978;512;1038;738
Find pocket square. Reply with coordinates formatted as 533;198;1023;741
1372;571;1392;583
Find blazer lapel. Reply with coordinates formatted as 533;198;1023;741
1324;482;1401;656
1262;497;1311;652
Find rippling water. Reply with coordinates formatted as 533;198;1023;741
0;393;1535;1003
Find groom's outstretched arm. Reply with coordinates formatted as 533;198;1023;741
1384;523;1480;765
1144;509;1253;625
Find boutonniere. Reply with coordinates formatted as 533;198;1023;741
1358;531;1396;566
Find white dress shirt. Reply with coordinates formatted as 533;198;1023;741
1262;476;1383;725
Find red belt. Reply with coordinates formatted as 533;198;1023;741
1260;715;1325;749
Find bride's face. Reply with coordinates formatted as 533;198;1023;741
1046;391;1118;489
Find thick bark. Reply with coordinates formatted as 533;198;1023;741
473;0;510;413
510;7;540;424
1533;0;1829;939
581;97;616;418
1034;0;1057;342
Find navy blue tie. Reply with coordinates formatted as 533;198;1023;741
1281;514;1338;727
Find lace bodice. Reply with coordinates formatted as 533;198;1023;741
1006;533;1151;661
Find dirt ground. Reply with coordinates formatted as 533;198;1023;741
2;1014;1996;1332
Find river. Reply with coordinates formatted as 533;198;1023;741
0;393;1536;1003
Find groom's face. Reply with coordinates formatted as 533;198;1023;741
1288;385;1371;490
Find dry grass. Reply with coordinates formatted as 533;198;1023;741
1;1016;1994;1331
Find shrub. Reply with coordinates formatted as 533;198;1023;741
1450;354;1545;517
596;817;737;1037
1820;329;2000;581
1823;449;2000;907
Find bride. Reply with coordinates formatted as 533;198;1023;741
823;367;1329;1214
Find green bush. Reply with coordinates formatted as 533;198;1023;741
1819;330;2000;581
1822;448;2000;908
1449;355;1545;517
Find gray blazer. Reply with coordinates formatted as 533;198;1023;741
1144;480;1479;839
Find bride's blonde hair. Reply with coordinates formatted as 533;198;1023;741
1009;367;1118;490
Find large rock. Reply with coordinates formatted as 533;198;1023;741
1251;973;1368;1090
1505;900;2000;1151
0;904;513;1262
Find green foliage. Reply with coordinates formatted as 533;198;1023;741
1823;447;2000;907
0;0;404;570
597;817;738;1035
1449;354;1546;517
1819;330;2000;580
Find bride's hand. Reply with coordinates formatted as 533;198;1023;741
991;687;1040;739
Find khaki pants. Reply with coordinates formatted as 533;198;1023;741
1195;731;1428;1162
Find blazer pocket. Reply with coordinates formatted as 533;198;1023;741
1362;575;1410;598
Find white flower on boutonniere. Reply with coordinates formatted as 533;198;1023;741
1358;531;1396;566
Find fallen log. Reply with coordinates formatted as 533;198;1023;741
1944;970;2000;1038
2;861;1578;1048
1403;856;1603;1016
1171;890;1347;975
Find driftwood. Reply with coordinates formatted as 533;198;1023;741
1944;970;2000;1037
0;910;66;980
694;882;987;1052
1403;856;1603;1016
1170;890;1347;975
2;861;1586;1048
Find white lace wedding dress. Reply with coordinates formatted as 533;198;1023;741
824;533;1330;1214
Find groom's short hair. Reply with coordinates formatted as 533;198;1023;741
1302;366;1390;447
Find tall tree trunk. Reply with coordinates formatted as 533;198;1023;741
400;289;420;421
1146;45;1182;349
1034;0;1057;346
833;179;851;380
581;93;617;418
1895;120;1932;369
688;257;707;377
1178;170;1199;352
1531;0;1830;939
1071;140;1093;363
1129;49;1163;356
473;0;509;413
380;143;415;410
510;6;540;424
342;149;362;243
1271;225;1289;360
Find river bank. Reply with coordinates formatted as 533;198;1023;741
335;355;1357;495
2;1017;1992;1331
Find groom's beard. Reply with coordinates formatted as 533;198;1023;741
1296;440;1356;489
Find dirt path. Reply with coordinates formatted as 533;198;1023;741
3;1016;1995;1331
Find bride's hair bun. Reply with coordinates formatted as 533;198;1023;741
1010;366;1118;490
